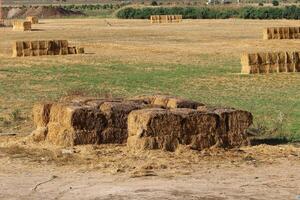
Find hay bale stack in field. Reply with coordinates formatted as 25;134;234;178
31;95;253;151
127;107;252;151
150;15;182;23
241;51;300;74
12;40;84;57
26;16;38;24
263;27;300;40
12;21;31;31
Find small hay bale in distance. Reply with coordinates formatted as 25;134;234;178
26;16;39;24
12;21;31;31
241;51;300;74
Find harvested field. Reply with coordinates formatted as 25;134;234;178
0;19;299;140
0;18;300;200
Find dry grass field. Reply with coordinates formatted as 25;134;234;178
0;18;300;199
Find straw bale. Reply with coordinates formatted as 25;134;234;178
212;108;252;147
26;16;38;24
12;41;23;57
46;103;107;146
32;103;52;127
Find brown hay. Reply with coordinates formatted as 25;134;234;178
26;16;39;24
241;51;300;74
263;27;300;40
12;20;31;31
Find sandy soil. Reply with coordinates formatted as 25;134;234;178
0;136;299;200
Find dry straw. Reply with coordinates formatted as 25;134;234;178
241;51;300;74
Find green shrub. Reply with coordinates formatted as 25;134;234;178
116;6;300;20
272;0;279;6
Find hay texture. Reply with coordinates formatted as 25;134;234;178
26;16;39;24
241;51;300;74
263;27;300;40
150;15;182;23
31;96;252;151
12;20;31;31
12;40;84;57
127;107;252;151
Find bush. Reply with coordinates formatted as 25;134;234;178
116;6;300;20
258;2;264;6
272;0;279;6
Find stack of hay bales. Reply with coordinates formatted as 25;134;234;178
150;15;182;23
26;16;39;24
12;40;85;57
31;95;253;151
263;27;300;40
241;52;300;74
12;21;31;31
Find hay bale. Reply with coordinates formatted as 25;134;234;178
32;103;52;127
132;95;203;109
26;16;39;24
241;51;300;74
68;47;77;54
150;15;182;23
263;27;300;40
212;108;252;147
12;21;31;31
127;108;220;151
127;108;182;151
99;101;146;143
12;41;24;57
77;47;85;54
46;103;107;146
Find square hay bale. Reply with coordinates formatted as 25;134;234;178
166;97;203;109
26;16;39;24
12;41;24;57
31;41;39;50
68;47;77;54
60;48;69;55
76;47;85;54
23;41;31;49
39;40;48;49
31;50;40;56
12;21;31;31
212;108;253;147
39;49;48;56
127;108;183;151
60;40;68;48
23;49;32;57
127;108;221;151
32;103;52;127
263;28;271;40
46;103;108;146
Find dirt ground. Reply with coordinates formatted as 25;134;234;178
0;135;299;200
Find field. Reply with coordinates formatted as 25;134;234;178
0;18;300;199
0;18;299;139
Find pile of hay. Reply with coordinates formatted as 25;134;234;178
263;27;300;40
12;40;84;57
241;51;300;74
150;15;182;23
31;95;253;152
